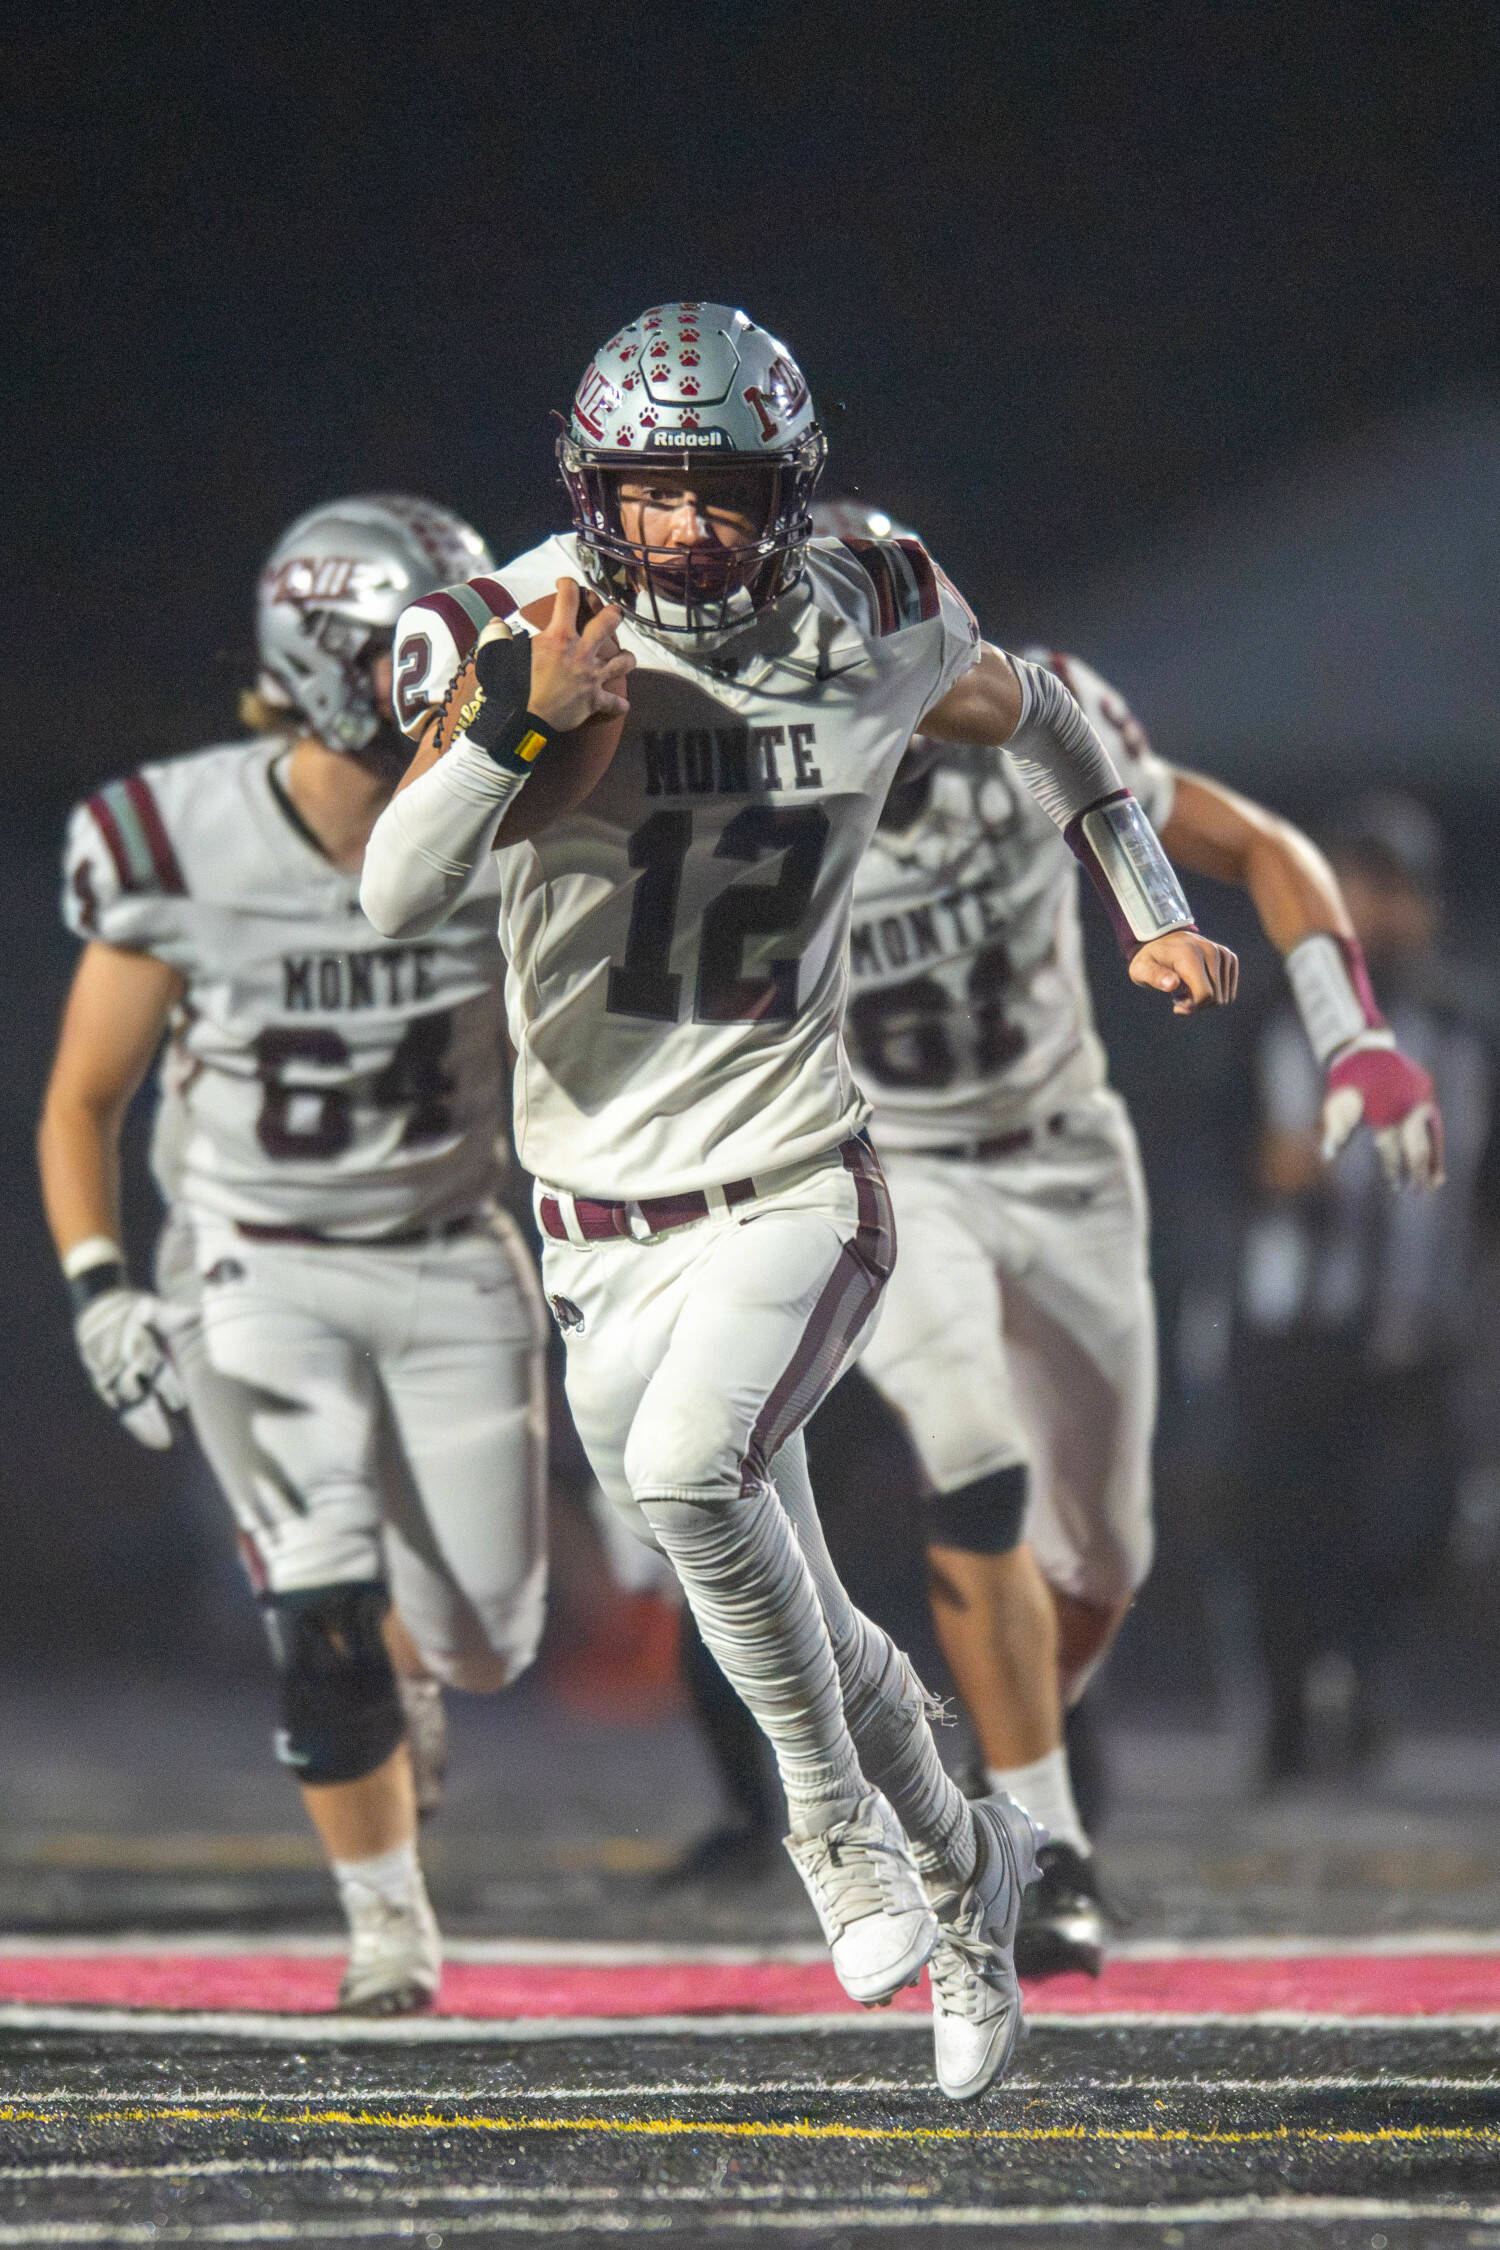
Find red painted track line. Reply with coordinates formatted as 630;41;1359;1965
0;1952;1498;2018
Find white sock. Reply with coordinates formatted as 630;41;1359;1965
333;1836;424;1913
986;1747;1090;1857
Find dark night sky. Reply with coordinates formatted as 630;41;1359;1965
12;1;1499;804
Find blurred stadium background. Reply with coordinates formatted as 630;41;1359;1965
3;7;1500;2235
7;2;1498;1731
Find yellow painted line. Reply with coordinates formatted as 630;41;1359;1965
1;2104;1498;2151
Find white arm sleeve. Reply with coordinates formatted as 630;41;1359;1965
360;740;525;940
1001;651;1123;827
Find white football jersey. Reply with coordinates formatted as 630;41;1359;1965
63;737;508;1236
394;531;980;1198
847;653;1176;1147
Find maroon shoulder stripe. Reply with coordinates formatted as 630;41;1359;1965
85;792;133;892
895;538;940;622
839;537;899;636
469;575;518;620
122;774;187;896
409;588;481;657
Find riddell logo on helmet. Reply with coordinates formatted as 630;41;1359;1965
644;426;732;449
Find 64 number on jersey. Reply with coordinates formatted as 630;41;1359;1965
254;1012;455;1160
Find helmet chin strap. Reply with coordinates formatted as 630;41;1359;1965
625;577;764;648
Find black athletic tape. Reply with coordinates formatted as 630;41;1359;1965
263;1582;403;1787
925;1464;1029;1555
460;635;556;773
67;1260;127;1314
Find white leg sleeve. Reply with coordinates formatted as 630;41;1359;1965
637;1479;865;1837
771;1433;977;1891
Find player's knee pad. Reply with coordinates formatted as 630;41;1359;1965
925;1464;1029;1556
263;1583;403;1786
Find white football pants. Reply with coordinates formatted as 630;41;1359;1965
156;1204;549;1690
858;1087;1157;1611
541;1139;975;1874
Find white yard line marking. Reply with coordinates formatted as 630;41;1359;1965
4;2002;1500;2041
0;2159;397;2184
0;1935;824;1965
0;2193;1498;2240
2;1928;1499;1961
16;2074;1500;2103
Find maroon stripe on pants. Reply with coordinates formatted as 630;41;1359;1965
741;1140;897;1490
841;1135;896;1282
123;774;187;895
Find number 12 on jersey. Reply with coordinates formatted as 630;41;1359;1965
606;806;829;1026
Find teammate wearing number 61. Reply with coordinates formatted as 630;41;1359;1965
360;302;1239;2098
38;495;549;2016
817;503;1445;1985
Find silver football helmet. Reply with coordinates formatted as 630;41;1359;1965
557;303;826;637
810;497;921;544
256;495;493;751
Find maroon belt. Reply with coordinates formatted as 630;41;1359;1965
235;1214;477;1249
924;1113;1068;1163
539;1178;759;1244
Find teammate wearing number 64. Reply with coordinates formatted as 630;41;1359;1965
38;494;552;2017
359;301;1240;2098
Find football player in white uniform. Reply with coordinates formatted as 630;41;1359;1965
359;304;1238;2098
38;496;549;2015
822;504;1444;1977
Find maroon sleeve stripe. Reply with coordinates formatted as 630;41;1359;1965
839;538;899;635
895;539;940;622
469;576;518;620
84;792;134;893
410;588;481;657
123;775;187;895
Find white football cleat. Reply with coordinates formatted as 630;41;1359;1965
338;1879;442;2016
928;1792;1044;2101
785;1790;938;2007
398;1675;449;1821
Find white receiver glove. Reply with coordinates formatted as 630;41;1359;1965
74;1287;188;1450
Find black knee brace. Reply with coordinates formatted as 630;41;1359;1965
263;1583;403;1786
925;1464;1029;1556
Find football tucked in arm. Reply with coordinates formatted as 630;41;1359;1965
427;596;626;847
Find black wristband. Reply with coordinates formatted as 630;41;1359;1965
479;709;557;775
68;1260;127;1314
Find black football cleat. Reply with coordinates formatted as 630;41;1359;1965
1013;1842;1107;1978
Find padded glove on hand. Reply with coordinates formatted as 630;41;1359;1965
1321;1036;1446;1191
74;1287;187;1449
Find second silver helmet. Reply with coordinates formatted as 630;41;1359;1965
256;494;493;751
